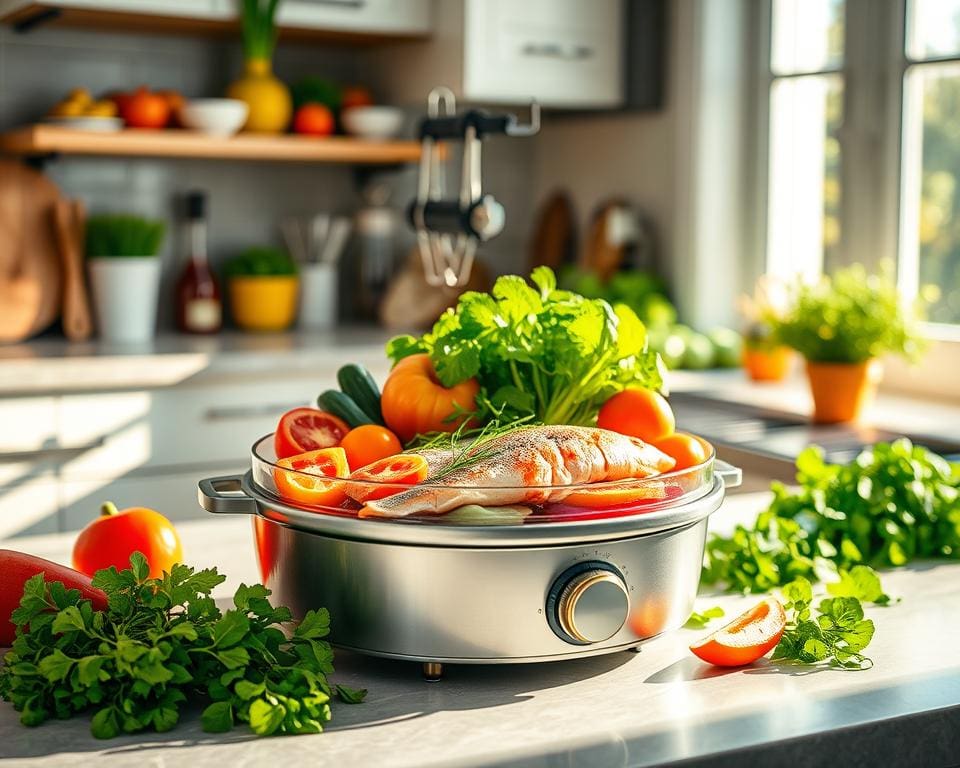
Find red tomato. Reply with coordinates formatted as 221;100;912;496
293;103;335;136
120;87;171;129
273;447;349;508
72;502;183;579
654;432;709;471
347;453;429;502
0;550;108;646
598;389;675;443
690;597;787;667
341;86;374;110
274;408;349;460
339;424;402;470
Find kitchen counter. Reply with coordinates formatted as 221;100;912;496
1;493;958;768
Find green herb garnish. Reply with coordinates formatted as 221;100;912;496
0;553;364;739
386;267;664;427
412;415;538;480
702;439;960;594
772;577;875;669
683;606;725;629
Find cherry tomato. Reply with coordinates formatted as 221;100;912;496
273;447;349;508
274;407;349;460
119;87;171;129
72;502;183;579
341;86;374;110
654;432;709;471
347;453;429;502
690;597;787;667
293;103;335;136
598;389;675;443
339;424;402;471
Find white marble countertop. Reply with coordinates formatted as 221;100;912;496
1;493;958;768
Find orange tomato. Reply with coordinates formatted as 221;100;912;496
293;103;335;136
690;598;786;666
72;501;183;579
340;424;402;470
347;453;429;502
381;354;480;442
563;482;668;508
119;87;171;129
597;389;675;443
273;447;349;508
654;432;709;471
341;86;374;110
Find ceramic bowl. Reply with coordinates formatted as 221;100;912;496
179;99;249;137
340;106;404;140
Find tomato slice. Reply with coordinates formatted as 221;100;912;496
273;447;349;508
689;597;787;667
543;484;684;521
274;408;349;460
563;482;669;509
346;453;429;502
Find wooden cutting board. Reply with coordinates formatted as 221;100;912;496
528;191;575;272
0;161;63;343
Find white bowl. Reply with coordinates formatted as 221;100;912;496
179;98;249;137
45;116;123;133
340;106;404;140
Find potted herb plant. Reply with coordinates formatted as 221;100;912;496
227;0;291;133
86;214;166;344
739;276;792;382
226;246;299;332
775;264;923;423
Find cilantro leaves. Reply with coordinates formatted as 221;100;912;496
702;439;960;594
0;553;364;739
386;266;664;427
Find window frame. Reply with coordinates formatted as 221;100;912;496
752;0;960;398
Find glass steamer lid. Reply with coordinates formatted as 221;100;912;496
249;433;718;528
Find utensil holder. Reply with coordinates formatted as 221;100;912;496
299;263;337;330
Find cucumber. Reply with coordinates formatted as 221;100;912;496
337;364;384;424
316;390;373;428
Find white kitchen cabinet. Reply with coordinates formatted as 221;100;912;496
278;0;430;36
463;0;623;108
0;0;229;21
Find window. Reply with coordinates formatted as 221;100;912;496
760;0;960;333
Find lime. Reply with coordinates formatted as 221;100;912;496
708;327;743;368
683;333;716;369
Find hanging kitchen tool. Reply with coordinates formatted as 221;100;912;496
410;87;540;287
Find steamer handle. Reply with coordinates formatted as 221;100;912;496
198;475;257;516
714;460;743;489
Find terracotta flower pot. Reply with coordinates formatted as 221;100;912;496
805;359;883;424
743;346;792;382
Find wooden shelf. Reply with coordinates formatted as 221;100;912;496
0;125;423;165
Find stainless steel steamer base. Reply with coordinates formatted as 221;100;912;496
199;468;738;679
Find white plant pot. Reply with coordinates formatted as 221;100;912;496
87;257;161;344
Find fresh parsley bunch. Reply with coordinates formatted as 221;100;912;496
702;439;960;593
0;553;364;739
773;577;876;669
387;267;664;427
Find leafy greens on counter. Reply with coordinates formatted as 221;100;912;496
0;553;364;739
386;267;664;426
702;439;960;594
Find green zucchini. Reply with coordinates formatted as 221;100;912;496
316;390;373;428
337;364;384;424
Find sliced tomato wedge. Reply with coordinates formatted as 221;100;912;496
542;484;684;522
274;408;349;460
689;597;786;667
563;481;669;509
273;447;349;508
346;453;429;502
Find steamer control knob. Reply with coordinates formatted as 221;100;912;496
550;564;629;644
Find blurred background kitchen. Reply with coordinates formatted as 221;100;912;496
0;0;958;537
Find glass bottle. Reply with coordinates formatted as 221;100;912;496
175;191;222;334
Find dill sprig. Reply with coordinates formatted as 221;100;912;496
415;416;538;481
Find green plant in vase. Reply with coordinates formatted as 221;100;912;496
775;264;924;423
228;0;291;133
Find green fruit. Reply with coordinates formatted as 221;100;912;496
683;333;716;370
661;332;687;369
708;327;743;368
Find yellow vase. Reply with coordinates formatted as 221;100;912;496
230;276;299;332
227;58;291;134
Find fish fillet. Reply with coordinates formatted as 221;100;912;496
360;425;676;518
